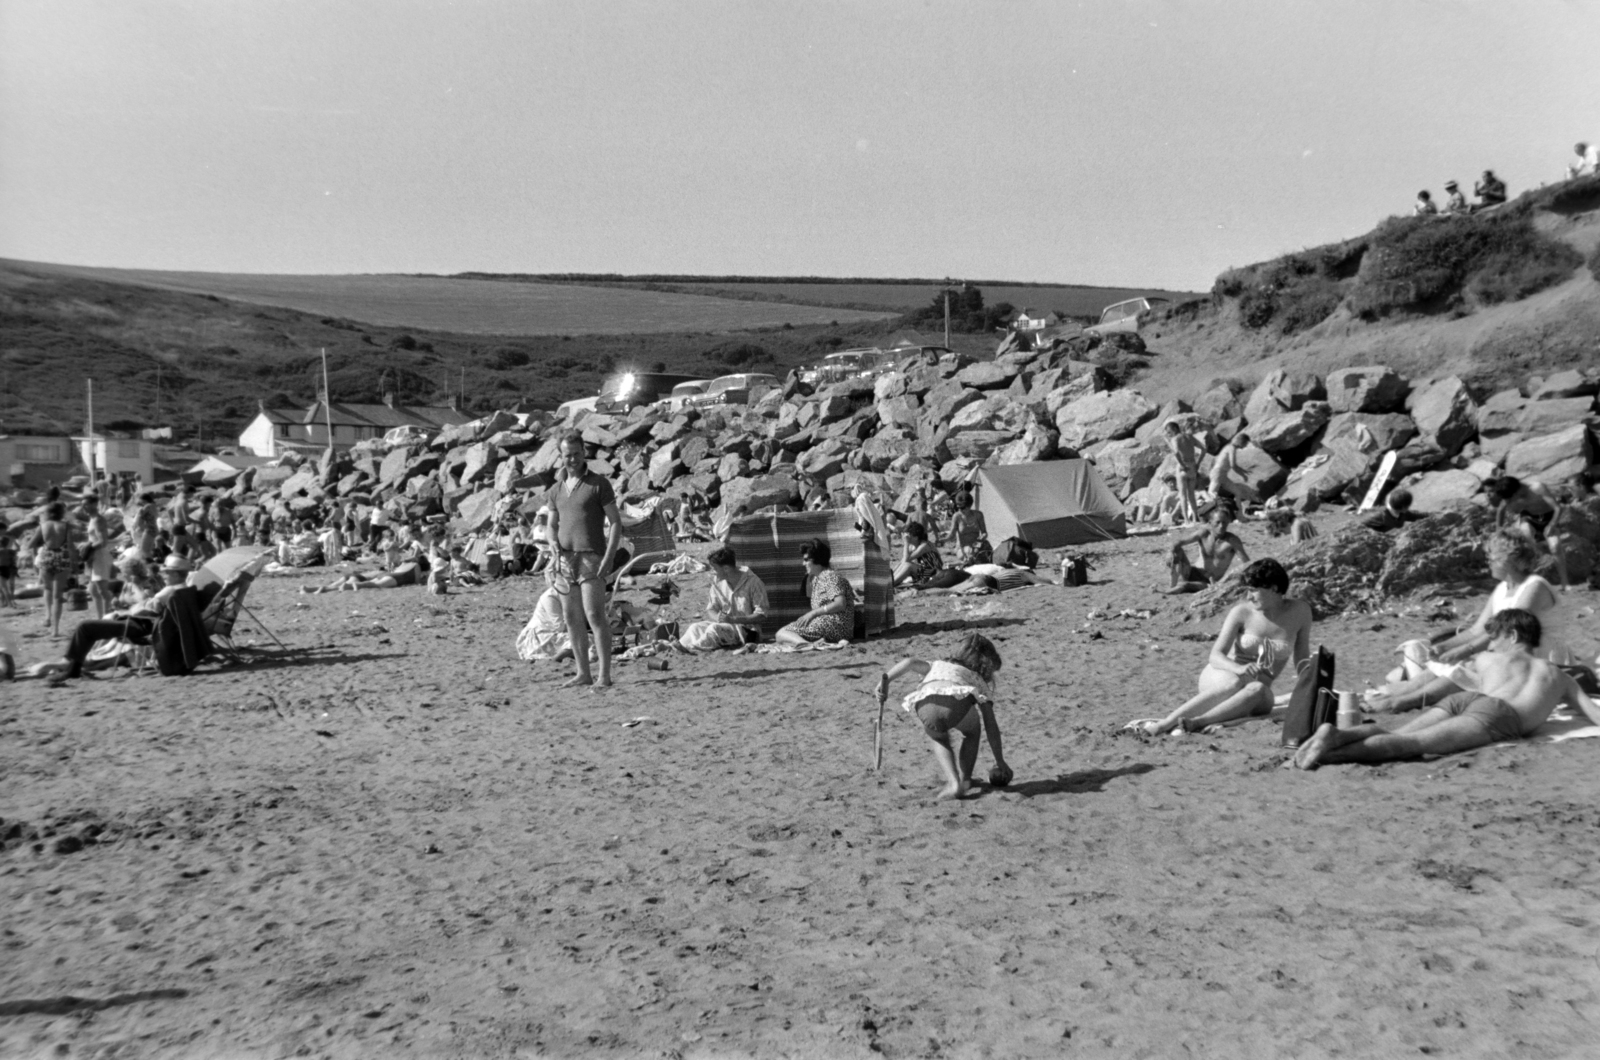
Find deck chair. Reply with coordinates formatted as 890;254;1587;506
609;503;685;603
202;567;286;659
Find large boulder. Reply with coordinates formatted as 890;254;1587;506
922;381;985;426
279;468;318;498
955;362;1019;391
1532;369;1597;401
1406;376;1479;457
1250;401;1332;454
1477;388;1527;436
1505;425;1595;482
1086;437;1167;498
993;422;1058;465
1243;369;1325;426
1517;396;1596;434
1054;390;1158;450
876;394;921;431
1324;366;1409;413
797;438;851;479
454;488;502;532
379;446;413;486
1321;412;1418;455
1192;382;1246;424
1278;444;1375;504
1404;469;1486;513
648;442;682;488
860;436;915;472
1222;445;1289;503
460;442;498;486
947;400;996;433
721;472;798;515
944;430;1016;462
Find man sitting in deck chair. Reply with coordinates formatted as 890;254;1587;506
34;554;214;684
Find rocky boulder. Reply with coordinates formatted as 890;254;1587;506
1243;368;1325;425
1085;437;1167;498
1505;425;1595;482
1406;376;1479;457
944;431;1016;462
1250;401;1332;454
1324;366;1409;413
955;362;1019;391
1532;369;1597;401
721;472;798;515
1516;396;1596;434
1054;390;1158;450
1404;469;1486;513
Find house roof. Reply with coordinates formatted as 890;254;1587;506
255;408;300;425
301;401;472;431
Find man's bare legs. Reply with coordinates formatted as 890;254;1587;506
1365;675;1460;713
90;580;113;620
562;577;613;687
1293;711;1493;769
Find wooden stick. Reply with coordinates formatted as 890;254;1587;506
873;673;889;770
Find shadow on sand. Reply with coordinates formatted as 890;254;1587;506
1010;762;1157;798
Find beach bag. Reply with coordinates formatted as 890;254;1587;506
1062;553;1089;587
992;536;1037;570
1281;645;1336;747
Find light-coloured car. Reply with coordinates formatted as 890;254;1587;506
692;373;782;407
658;379;713;412
1084;297;1172;337
798;348;895;387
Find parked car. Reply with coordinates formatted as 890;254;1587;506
1083;297;1172;337
691;373;782;408
657;379;713;413
556;395;600;419
797;348;895;387
595;371;700;414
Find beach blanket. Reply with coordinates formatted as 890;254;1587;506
724;510;894;637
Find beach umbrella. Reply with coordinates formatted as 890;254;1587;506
192;546;273;592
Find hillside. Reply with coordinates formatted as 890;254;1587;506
0;262;920;442
1130;175;1600;403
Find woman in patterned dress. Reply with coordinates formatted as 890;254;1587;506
775;538;856;645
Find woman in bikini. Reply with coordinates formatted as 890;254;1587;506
31;501;73;639
1133;558;1312;736
892;521;943;587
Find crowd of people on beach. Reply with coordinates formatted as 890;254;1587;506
5;409;1599;798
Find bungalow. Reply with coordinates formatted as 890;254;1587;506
0;433;80;490
74;434;158;485
239;395;473;457
1006;307;1064;335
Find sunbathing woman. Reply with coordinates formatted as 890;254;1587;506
1133;558;1312;736
893;521;943;587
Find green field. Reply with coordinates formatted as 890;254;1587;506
6;262;897;336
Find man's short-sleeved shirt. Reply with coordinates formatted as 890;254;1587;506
547;472;616;553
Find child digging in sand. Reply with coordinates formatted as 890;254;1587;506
876;632;1012;800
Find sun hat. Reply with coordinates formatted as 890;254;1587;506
162;554;194;573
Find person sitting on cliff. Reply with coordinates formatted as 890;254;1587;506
1568;142;1599;180
1157;502;1249;594
1473;169;1507;210
1360;488;1419;533
1414;189;1439;216
1294;609;1600;769
1442;180;1468;214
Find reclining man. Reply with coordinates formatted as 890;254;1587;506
1293;608;1600;769
34;554;210;684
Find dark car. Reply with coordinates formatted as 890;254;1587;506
595;371;700;414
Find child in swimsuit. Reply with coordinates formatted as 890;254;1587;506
0;532;16;606
948;490;991;564
876;632;1012;800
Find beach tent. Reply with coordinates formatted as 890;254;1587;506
975;459;1126;548
724;509;894;637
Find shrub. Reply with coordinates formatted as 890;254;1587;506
1348;212;1578;318
388;334;418;350
484;347;529;369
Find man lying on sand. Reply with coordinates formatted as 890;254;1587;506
1156;503;1248;594
1294;609;1600;769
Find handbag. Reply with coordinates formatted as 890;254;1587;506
1281;645;1336;747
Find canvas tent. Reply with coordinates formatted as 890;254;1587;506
975;459;1126;548
724;509;894;637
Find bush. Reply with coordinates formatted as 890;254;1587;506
705;342;766;366
388;334;418;350
485;347;529;369
1348;212;1578;318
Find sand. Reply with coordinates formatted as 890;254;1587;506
4;515;1599;1059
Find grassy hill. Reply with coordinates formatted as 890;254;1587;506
1130;175;1600;403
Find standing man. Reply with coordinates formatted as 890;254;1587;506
1162;420;1202;522
1209;432;1250;508
546;431;622;688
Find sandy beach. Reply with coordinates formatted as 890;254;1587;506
4;512;1599;1059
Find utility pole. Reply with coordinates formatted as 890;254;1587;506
154;363;161;423
321;347;335;452
86;378;95;483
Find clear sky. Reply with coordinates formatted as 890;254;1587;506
2;0;1598;291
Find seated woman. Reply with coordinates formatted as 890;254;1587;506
1132;558;1313;735
679;546;770;651
516;585;574;662
774;538;856;645
893;521;943;587
1368;530;1567;711
946;489;992;563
